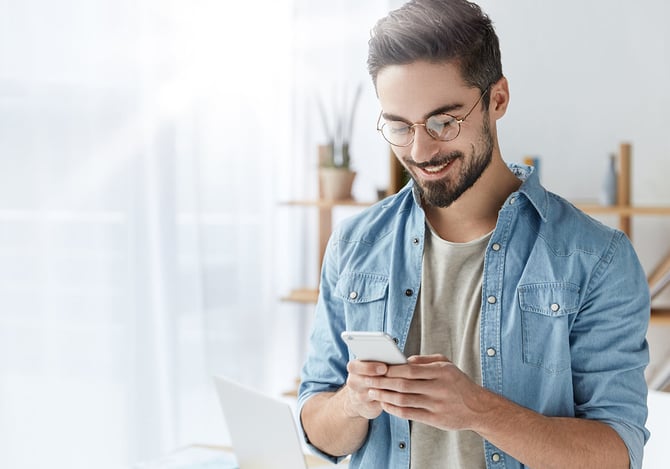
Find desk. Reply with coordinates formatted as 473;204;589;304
136;445;348;468
196;445;345;468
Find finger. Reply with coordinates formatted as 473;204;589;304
369;387;424;408
384;360;453;379
342;383;384;420
346;367;389;396
407;354;449;364
381;401;434;424
347;359;388;376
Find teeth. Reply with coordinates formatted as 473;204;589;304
424;163;448;173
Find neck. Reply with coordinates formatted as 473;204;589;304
424;156;521;243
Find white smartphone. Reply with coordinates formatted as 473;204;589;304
341;331;407;365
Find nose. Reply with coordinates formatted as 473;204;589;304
409;125;440;164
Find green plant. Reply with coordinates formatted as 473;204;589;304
317;83;362;169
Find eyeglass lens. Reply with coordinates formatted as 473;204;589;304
381;114;460;147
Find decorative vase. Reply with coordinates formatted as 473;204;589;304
599;153;618;206
318;167;356;201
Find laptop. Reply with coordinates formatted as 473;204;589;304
214;376;336;469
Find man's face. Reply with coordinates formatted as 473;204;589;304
376;61;493;208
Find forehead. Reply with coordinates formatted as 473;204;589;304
376;61;470;120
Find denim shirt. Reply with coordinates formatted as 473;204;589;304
298;164;650;469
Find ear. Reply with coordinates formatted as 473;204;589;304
488;76;510;119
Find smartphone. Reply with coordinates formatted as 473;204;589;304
341;331;407;365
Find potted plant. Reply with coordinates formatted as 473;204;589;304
317;84;362;201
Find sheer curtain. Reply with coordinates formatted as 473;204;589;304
0;0;388;468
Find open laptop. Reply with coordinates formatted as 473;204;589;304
213;376;336;469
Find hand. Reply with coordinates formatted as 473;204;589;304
342;359;390;419
367;354;488;431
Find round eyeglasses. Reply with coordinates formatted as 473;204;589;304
376;87;489;147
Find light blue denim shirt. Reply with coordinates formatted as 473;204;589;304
298;164;650;469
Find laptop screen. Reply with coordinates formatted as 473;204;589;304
213;376;308;469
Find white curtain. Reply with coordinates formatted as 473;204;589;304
0;0;389;468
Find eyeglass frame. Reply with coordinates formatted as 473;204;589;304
376;86;490;147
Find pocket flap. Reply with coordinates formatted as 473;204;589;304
335;273;388;304
518;283;580;316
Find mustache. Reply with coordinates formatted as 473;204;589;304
406;151;463;169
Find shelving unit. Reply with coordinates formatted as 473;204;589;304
281;152;405;304
574;199;670;325
282;143;670;325
650;309;670;326
574;204;670;217
574;142;670;325
280;199;373;304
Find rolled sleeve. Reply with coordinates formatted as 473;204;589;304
571;231;650;469
297;234;351;464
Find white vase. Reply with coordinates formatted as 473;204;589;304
599;154;618;206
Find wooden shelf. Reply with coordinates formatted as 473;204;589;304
651;308;670;326
281;290;670;322
281;152;405;307
575;143;670;325
281;288;319;304
574;204;670;216
282;199;374;304
282;199;373;208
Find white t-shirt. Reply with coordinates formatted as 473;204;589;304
405;222;492;468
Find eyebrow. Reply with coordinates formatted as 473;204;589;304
381;102;465;123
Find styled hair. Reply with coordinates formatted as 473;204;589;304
367;0;502;101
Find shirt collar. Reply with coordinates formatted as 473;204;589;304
407;162;550;221
508;163;549;221
405;163;549;221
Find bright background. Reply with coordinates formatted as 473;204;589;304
1;1;668;468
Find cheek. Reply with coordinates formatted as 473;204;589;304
391;147;409;164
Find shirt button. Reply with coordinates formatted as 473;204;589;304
349;291;358;300
509;197;516;205
491;243;501;251
486;348;496;357
405;289;414;297
487;295;497;304
492;452;501;462
550;303;560;312
412;237;420;245
398;441;406;450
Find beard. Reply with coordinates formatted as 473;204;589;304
404;117;494;208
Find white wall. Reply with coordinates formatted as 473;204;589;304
479;1;670;200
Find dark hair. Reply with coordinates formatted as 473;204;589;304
367;0;502;102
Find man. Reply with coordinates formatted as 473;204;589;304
298;1;650;468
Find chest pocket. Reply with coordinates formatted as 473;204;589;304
519;283;580;374
335;273;389;331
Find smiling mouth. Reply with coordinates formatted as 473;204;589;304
423;162;449;173
414;154;459;175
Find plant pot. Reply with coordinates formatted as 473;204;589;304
319;167;356;201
